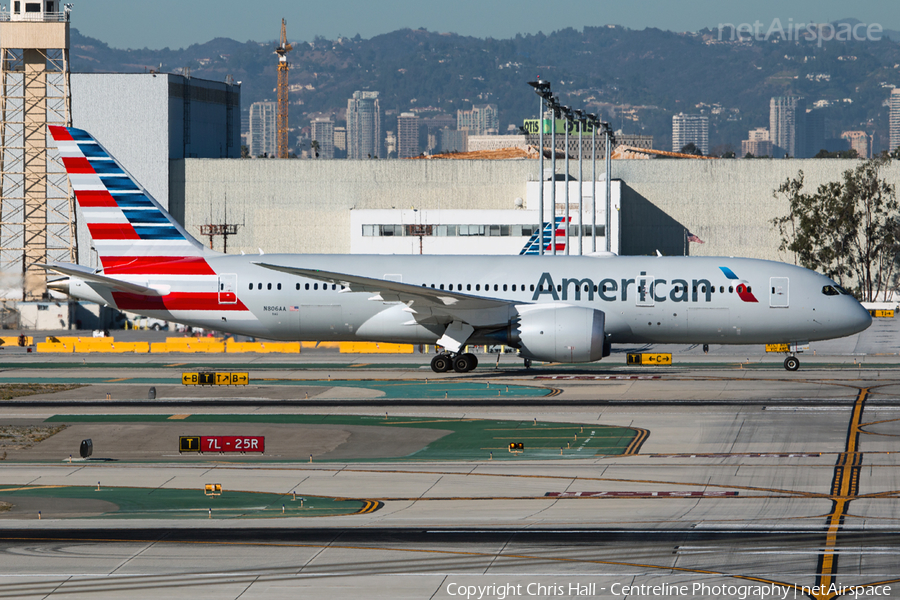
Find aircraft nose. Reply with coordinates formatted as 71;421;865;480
847;300;873;334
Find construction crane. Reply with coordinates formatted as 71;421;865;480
275;18;293;158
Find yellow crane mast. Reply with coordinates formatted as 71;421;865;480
275;18;292;158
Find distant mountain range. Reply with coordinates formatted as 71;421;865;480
68;20;900;154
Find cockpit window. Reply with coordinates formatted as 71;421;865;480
835;285;852;296
822;285;841;296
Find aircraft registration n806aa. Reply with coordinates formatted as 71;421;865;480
44;126;871;372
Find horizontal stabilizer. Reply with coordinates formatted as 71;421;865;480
38;262;165;296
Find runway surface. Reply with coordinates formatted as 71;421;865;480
0;348;899;598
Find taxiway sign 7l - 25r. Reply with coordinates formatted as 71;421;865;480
43;127;871;372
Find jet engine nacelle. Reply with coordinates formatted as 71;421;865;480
510;305;606;363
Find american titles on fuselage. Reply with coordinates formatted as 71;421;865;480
531;271;756;303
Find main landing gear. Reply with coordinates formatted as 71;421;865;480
784;355;800;371
431;353;478;373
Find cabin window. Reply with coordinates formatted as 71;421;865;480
257;283;262;290
314;283;318;290
277;283;282;290
494;284;499;291
467;284;471;291
512;284;516;291
531;284;535;292
248;283;253;290
720;286;724;293
449;284;454;291
431;284;435;288
729;286;733;293
440;284;445;290
476;284;481;291
503;284;507;291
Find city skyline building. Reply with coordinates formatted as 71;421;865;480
805;109;825;158
347;90;383;159
457;104;499;135
769;96;807;158
890;88;900;153
310;116;335;159
841;130;873;158
741;127;772;157
671;113;709;155
333;126;347;158
397;112;420;158
249;101;277;157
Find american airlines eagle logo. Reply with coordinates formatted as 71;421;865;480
719;267;759;302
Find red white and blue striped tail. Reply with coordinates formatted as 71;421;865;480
48;126;215;276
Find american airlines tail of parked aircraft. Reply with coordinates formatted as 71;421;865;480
43;127;871;372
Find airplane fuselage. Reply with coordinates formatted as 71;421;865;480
69;254;871;347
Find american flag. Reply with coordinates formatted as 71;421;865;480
686;232;705;244
289;306;299;311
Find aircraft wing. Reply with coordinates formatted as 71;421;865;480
254;262;514;310
39;262;165;297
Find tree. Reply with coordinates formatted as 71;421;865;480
679;142;702;156
772;157;900;302
310;140;320;158
814;148;859;159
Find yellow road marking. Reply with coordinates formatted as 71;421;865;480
167;414;191;420
104;378;130;382
813;387;868;600
624;427;650;455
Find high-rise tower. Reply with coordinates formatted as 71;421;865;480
890;89;900;154
769;96;807;158
671;113;709;155
0;1;76;300
347;91;382;159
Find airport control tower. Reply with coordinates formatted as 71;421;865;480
0;1;76;301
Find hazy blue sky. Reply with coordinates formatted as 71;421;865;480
72;0;899;49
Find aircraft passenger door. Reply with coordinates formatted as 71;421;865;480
636;274;655;307
218;274;237;304
769;277;789;308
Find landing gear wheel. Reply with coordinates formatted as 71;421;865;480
784;356;800;371
523;358;532;369
453;354;473;373
463;353;478;370
431;354;451;373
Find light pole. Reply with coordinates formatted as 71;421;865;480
588;114;597;253
561;105;572;255
549;98;560;255
573;109;585;255
527;80;551;255
604;123;613;253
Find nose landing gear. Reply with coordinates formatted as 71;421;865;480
784;355;800;371
431;352;478;373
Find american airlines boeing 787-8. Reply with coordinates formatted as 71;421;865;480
43;127;871;372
